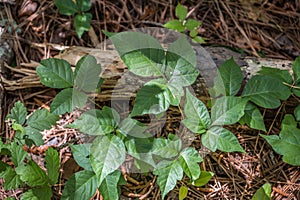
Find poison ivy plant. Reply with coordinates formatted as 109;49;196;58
106;31;199;116
5;101;58;147
1;101;60;199
31;26;300;200
260;114;300;166
67;105;207;199
37;55;102;115
183;89;245;152
164;3;206;43
54;0;92;38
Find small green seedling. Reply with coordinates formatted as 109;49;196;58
54;0;92;38
164;3;206;43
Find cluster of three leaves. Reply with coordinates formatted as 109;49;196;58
0;141;59;200
108;31;199;117
54;0;92;38
37;55;102;115
66;106;207;199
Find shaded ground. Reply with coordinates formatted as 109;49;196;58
1;0;300;199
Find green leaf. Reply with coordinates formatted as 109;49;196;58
202;126;245;152
74;13;92;38
90;135;125;185
74;55;102;91
27;109;59;130
54;0;77;16
70;144;93;171
294;105;300;121
99;170;122;200
182;89;210;134
68;107;119;135
21;190;39;200
179;185;188;200
12;123;24;133
252;182;272;200
211;96;247;126
260;122;300;166
31;185;52;200
122;48;165;77
213;57;243;96
175;3;187;21
2;167;23;190
167;33;197;69
192;36;206;44
118;117;147;138
191;171;214;187
151;136;181;159
189;29;198;38
178;147;203;180
37;58;74;88
50;88;88;114
281;114;297;128
185;19;201;31
76;0;91;12
10;142;27;166
6;101;27;125
258;66;293;84
239;102;266;131
108;32;165;76
24;127;44;146
45;148;60;185
125;137;156;169
242;75;290;108
154;160;183;199
15;161;48;187
166;53;199;87
164;20;185;32
131;82;170;116
166;82;184;106
292;56;300;83
61;170;98;200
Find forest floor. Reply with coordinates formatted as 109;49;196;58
1;0;300;199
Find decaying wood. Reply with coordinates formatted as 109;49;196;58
1;45;294;103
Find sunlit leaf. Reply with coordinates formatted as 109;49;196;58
154;160;183;199
90;135;125;185
211;96;247;126
179;185;188;200
175;3;187;21
182;89;210;134
252;182;271;200
178;147;203;180
164;20;185;32
99;170;122;200
202;126;245;152
191;171;214;187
